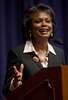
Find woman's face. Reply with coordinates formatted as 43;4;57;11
30;11;53;41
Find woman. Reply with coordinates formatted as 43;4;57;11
2;3;65;96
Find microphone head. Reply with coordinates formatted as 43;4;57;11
54;38;63;45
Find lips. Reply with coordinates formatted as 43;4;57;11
39;29;49;34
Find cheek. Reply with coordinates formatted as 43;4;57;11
31;27;37;34
33;24;40;28
51;27;53;32
50;24;53;32
31;24;40;32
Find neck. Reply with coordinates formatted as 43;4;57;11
32;39;49;63
32;39;48;51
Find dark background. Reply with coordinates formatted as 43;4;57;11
0;0;68;100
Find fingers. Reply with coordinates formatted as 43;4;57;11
13;64;24;74
15;75;22;81
13;66;19;74
13;64;24;81
19;64;24;73
13;64;24;87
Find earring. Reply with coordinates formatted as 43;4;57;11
29;30;32;37
51;33;53;37
30;33;32;37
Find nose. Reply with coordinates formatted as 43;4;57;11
41;21;47;27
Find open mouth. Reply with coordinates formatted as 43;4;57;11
39;29;49;34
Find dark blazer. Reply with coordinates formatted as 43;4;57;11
2;43;65;97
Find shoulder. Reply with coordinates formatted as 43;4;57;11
8;43;25;55
12;43;25;51
52;45;64;54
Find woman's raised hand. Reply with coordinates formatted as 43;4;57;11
13;64;24;87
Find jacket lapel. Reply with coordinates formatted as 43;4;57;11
35;60;43;69
29;52;43;69
48;52;57;67
32;52;43;69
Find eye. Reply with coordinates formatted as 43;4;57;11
34;19;42;23
46;20;51;23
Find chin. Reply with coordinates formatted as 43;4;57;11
40;34;50;38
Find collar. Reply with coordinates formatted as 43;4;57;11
23;40;56;55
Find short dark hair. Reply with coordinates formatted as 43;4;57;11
22;3;57;41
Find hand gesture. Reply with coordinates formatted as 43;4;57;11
13;64;24;87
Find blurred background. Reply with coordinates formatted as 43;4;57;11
0;0;68;100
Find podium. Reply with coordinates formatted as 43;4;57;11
6;65;68;100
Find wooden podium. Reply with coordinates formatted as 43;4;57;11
6;65;68;100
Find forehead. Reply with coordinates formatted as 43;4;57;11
32;11;51;20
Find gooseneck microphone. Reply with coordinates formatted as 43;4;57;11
54;38;63;45
53;38;68;48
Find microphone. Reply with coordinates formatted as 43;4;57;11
53;38;68;48
54;38;63;45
